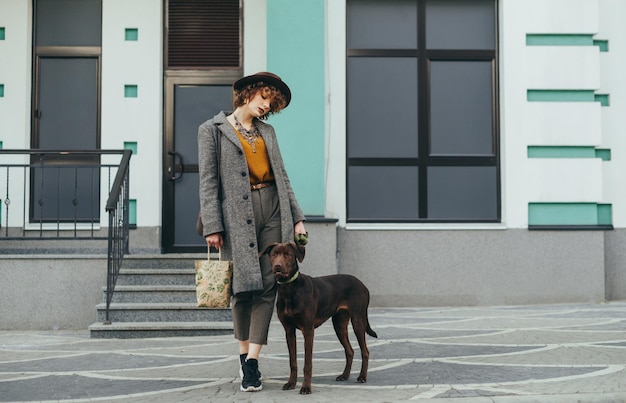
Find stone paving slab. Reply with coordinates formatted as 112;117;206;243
0;302;625;402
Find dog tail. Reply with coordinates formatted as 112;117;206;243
366;321;378;338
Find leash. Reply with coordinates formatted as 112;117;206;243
277;270;299;285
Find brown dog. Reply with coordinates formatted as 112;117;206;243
262;242;378;394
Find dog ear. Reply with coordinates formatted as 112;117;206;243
289;241;306;263
259;243;278;258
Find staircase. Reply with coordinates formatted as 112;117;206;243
88;254;233;338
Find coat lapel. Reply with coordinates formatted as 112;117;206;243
213;111;242;151
256;120;275;156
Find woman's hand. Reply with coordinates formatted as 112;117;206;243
294;221;306;236
205;233;224;250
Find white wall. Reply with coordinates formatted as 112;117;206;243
243;0;267;74
101;0;163;227
0;0;31;227
325;0;347;224
598;0;626;227
0;0;31;151
500;0;604;228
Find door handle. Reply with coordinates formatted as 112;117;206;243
167;151;184;181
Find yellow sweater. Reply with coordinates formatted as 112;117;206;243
235;129;275;185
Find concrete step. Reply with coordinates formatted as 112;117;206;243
88;321;233;339
121;254;206;269
115;268;195;285
95;303;232;323
90;255;232;339
104;285;196;303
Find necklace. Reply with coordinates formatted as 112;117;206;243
233;114;261;153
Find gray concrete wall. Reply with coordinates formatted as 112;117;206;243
298;220;338;277
605;229;626;301
338;229;607;307
0;255;106;330
2;224;624;330
0;222;336;330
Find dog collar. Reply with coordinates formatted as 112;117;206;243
277;270;299;285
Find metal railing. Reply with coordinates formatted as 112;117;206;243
0;149;132;324
104;149;131;324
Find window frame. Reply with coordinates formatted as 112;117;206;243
346;0;500;224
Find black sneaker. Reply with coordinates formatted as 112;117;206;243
239;354;262;380
240;358;262;392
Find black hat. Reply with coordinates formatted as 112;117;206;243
233;72;291;107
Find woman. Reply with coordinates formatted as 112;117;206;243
197;72;306;392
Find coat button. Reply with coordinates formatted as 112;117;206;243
241;172;246;177
249;242;255;248
246;219;252;224
238;150;243;155
243;195;248;200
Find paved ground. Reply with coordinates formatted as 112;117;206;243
1;302;626;402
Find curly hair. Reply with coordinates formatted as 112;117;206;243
233;82;288;119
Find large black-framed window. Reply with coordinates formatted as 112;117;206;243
347;0;499;223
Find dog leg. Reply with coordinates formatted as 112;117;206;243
300;326;315;394
351;314;370;383
282;326;298;391
332;311;354;381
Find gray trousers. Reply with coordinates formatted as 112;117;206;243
231;184;281;344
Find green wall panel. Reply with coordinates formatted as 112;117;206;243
594;94;610;106
125;28;138;41
527;90;595;102
527;146;596;158
526;34;608;51
595;149;611;161
526;34;593;46
129;199;137;225
124;141;138;155
597;204;612;226
528;202;612;226
593;39;609;52
124;85;138;98
267;0;325;215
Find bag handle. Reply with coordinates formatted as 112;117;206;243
208;248;222;261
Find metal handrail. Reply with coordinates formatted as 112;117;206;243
0;149;132;324
104;149;132;324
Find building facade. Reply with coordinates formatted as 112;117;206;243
1;0;625;314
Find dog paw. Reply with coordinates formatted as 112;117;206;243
356;375;367;383
299;386;312;394
282;382;295;390
335;374;349;381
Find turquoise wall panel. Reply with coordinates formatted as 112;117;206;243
527;90;595;102
528;202;613;226
267;0;325;215
526;34;593;46
129;199;137;225
125;28;138;41
527;146;596;158
124;85;138;98
528;203;598;226
124;141;138;155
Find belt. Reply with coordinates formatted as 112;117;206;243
250;181;274;191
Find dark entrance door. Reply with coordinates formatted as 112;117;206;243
32;0;102;225
32;56;100;223
162;78;234;253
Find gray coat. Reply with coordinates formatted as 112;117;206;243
198;111;305;295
